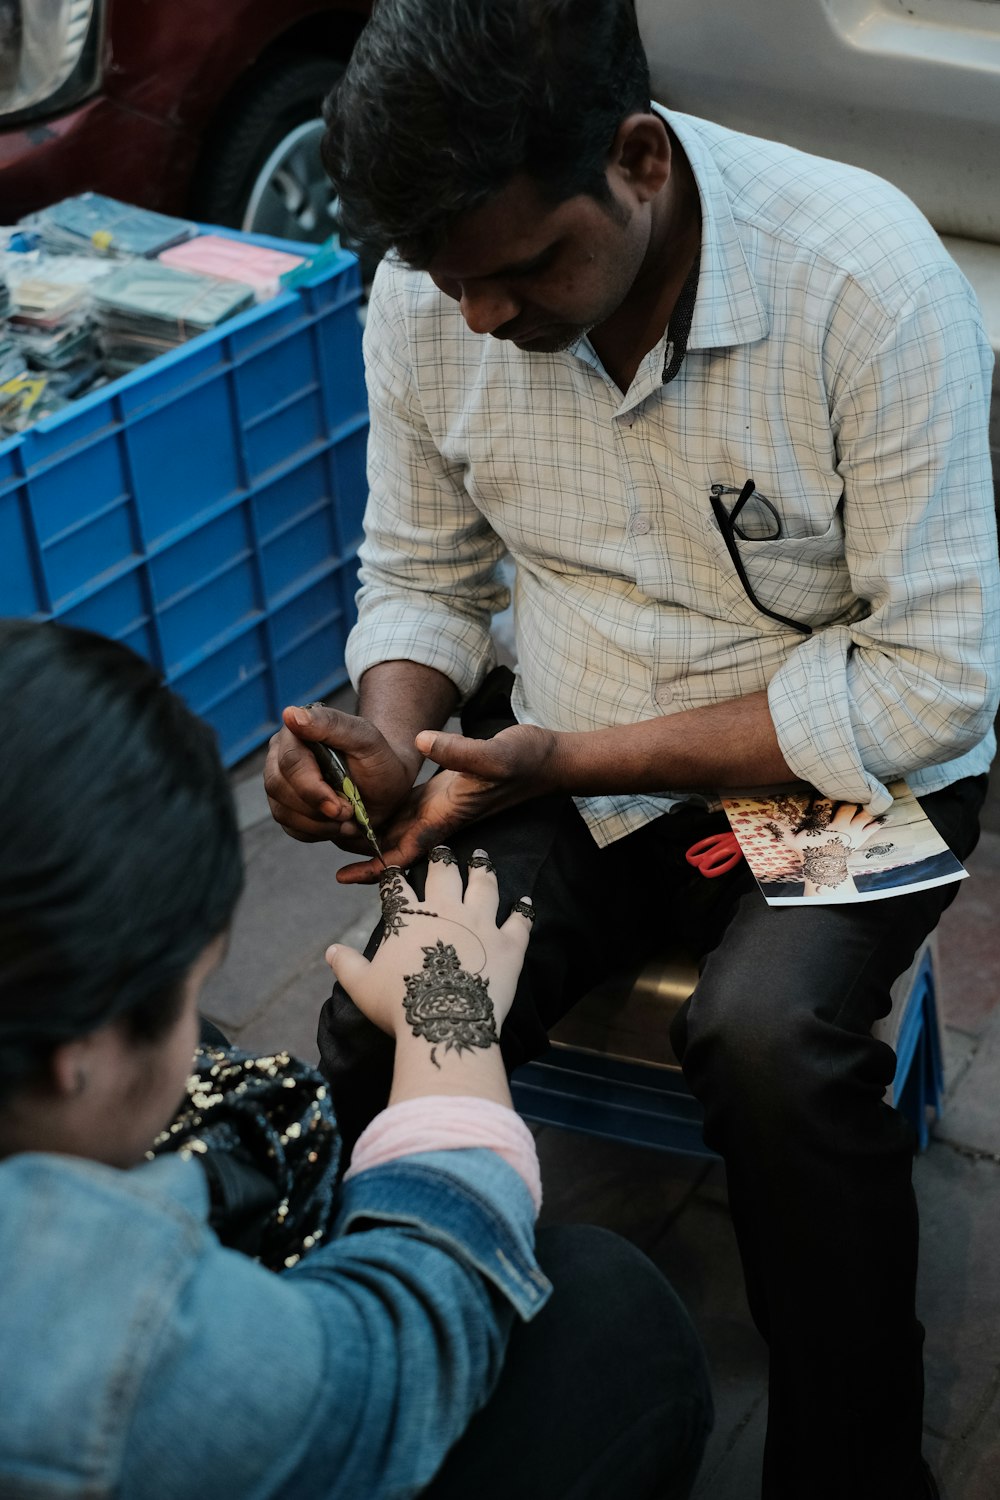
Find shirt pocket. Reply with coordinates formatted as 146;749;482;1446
703;507;863;632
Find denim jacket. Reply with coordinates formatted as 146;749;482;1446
0;1146;550;1499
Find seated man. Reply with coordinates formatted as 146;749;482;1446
264;1;1000;1495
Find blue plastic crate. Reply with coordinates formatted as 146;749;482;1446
0;229;369;765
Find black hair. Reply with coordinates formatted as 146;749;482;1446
0;621;243;1104
322;0;651;266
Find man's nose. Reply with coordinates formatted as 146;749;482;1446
457;281;519;336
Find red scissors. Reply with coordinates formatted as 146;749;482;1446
685;831;743;878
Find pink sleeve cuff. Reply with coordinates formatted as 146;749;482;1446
345;1096;542;1213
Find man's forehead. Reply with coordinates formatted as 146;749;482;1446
427;176;570;279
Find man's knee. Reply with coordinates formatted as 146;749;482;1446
678;936;898;1147
680;966;814;1107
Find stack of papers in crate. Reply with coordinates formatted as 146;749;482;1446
92;262;255;371
3;255;120;374
158;234;305;299
25;194;198;259
0;273;16;382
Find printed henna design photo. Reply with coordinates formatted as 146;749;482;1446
801;837;851;891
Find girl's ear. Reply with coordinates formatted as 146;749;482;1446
49;1032;97;1098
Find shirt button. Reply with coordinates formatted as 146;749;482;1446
630;515;651;536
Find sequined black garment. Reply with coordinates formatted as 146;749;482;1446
151;1045;340;1272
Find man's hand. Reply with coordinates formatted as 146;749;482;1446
336;723;559;882
264;702;419;847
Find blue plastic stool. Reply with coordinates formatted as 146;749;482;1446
877;939;945;1151
511;936;944;1157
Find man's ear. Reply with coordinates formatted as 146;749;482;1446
609;113;671;202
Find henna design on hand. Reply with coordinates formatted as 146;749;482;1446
379;867;438;937
468;850;496;874
429;846;459;867
511;897;536;922
402;940;499;1068
377;865;489;971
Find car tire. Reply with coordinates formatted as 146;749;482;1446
190;52;355;254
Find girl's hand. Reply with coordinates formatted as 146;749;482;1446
325;849;534;1056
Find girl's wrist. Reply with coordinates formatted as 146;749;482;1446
388;1029;513;1108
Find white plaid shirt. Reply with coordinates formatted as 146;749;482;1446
348;107;1000;846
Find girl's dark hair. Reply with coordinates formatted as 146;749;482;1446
322;0;651;266
0;621;243;1103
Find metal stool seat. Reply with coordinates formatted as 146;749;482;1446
511;935;945;1156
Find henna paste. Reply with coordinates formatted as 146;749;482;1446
801;836;851;890
468;851;496;874
511;897;536;922
378;867;438;937
429;846;459;867
377;868;491;970
402;940;499;1067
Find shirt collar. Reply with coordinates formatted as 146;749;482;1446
653;103;770;351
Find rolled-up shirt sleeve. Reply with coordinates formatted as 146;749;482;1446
346;261;509;701
768;273;1000;812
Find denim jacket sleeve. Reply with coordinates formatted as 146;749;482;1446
123;1146;551;1500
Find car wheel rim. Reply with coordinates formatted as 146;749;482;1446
241;119;340;244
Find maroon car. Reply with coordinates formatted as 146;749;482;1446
0;0;371;244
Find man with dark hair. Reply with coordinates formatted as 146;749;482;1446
321;0;653;268
265;1;1000;1495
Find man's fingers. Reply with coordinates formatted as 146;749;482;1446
336;814;437;880
283;704;329;741
414;729;496;780
337;856;389;885
284;702;407;788
265;795;372;848
265;801;338;842
284;702;379;752
265;726;348;819
267;782;351;825
414;728;444;760
277;706;385;813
